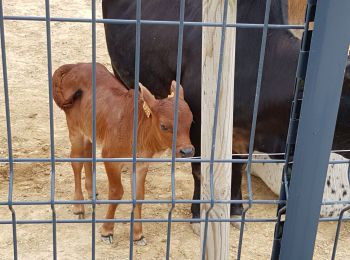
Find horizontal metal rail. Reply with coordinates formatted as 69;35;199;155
1;157;349;164
0;217;348;225
0;199;283;206
2;15;304;29
0;199;348;206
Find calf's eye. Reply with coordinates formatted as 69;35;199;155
160;123;168;131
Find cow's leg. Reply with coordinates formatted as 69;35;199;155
230;162;244;229
230;128;248;228
69;133;85;218
189;120;202;235
190;162;201;219
100;160;123;244
83;139;99;199
189;119;201;219
190;162;201;235
133;163;148;246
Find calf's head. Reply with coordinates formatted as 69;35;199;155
139;81;194;158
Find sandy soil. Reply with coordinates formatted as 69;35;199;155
0;1;349;259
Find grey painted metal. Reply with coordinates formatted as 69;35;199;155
90;1;97;259
0;216;349;225
0;198;283;206
271;2;316;258
44;0;57;259
236;210;246;259
0;0;18;259
280;0;315;205
280;0;350;259
1;15;304;29
245;0;272;206
3;198;350;206
165;1;186;259
237;0;272;258
2;156;350;164
129;0;142;258
331;206;350;260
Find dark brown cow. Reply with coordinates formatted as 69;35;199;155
52;62;194;245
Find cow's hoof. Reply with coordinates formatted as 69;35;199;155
101;235;113;244
230;221;242;230
134;236;147;246
230;215;244;230
191;223;200;236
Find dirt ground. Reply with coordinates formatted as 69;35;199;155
0;1;349;259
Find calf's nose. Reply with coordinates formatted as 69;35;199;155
180;147;195;158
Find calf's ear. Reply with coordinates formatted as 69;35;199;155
139;83;157;108
170;80;184;99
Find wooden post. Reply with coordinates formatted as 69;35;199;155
201;1;236;260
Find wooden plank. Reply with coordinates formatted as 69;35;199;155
201;1;236;259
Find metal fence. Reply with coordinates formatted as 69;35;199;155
0;0;350;259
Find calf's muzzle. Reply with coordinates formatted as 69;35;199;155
179;146;195;158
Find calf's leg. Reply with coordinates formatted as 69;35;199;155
100;161;124;244
133;163;148;245
69;134;85;218
83;139;99;199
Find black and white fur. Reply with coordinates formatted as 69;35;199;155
251;152;350;218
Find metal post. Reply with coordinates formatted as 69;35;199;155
280;1;350;259
0;0;18;259
90;0;97;258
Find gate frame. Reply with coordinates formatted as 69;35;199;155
280;0;350;259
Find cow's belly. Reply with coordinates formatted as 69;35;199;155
251;152;350;217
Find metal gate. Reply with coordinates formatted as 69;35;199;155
0;0;350;259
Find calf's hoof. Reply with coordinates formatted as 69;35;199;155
73;205;85;219
89;193;99;200
101;235;113;244
75;212;85;219
134;235;147;246
191;223;200;236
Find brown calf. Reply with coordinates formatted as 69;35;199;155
52;62;194;245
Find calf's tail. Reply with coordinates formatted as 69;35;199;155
52;64;82;110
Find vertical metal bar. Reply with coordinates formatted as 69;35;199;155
245;0;271;205
271;4;314;259
91;0;97;259
280;1;350;259
331;206;350;260
201;0;229;258
165;1;185;259
270;206;286;260
236;210;246;259
0;1;18;259
236;1;271;258
44;1;57;259
281;1;314;202
129;0;141;259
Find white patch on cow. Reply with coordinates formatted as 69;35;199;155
251;152;350;217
